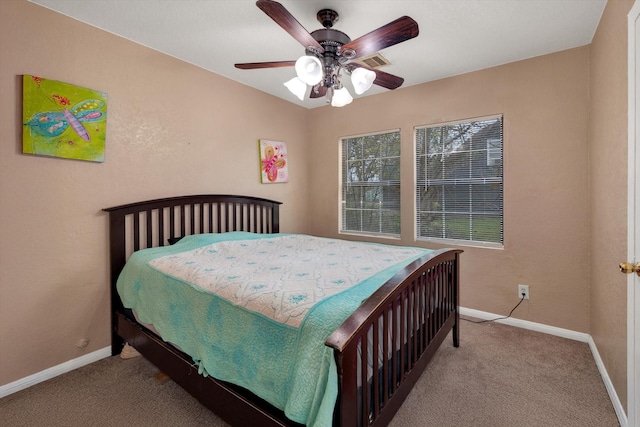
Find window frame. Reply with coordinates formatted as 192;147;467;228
339;129;402;239
414;115;504;249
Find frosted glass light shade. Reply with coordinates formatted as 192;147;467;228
331;87;353;107
295;56;323;86
284;77;307;101
351;67;376;95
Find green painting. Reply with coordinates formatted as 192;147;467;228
22;75;107;162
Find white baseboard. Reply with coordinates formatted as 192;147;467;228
0;346;111;399
588;336;628;427
459;307;590;342
460;306;627;427
0;312;629;427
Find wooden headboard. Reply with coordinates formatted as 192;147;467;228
104;194;281;269
103;194;281;354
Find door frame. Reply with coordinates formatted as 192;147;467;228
628;2;639;425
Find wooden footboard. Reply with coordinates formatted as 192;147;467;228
326;249;462;427
104;195;461;427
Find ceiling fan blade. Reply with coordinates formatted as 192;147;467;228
256;0;324;53
310;84;327;98
235;61;296;69
341;16;419;60
371;68;405;90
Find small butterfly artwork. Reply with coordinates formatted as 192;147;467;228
22;75;107;162
259;140;288;183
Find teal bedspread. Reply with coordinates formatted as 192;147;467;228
117;232;430;426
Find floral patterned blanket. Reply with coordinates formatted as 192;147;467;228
117;232;429;426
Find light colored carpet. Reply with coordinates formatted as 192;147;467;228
0;321;620;426
390;321;619;427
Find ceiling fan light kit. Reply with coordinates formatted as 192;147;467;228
283;77;307;101
331;87;353;107
351;67;377;95
236;0;419;107
294;56;323;85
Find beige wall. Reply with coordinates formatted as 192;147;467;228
308;47;591;333
0;0;310;386
0;0;631;413
589;0;634;412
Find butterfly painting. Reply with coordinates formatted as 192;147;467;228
259;140;288;183
22;75;107;162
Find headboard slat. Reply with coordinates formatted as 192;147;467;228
252;204;257;233
158;207;165;246
104;194;281;266
180;205;186;237
199;203;205;234
189;204;195;235
170;206;176;242
146;209;153;249
133;212;140;252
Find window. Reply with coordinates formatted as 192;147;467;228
340;130;401;237
486;138;501;166
415;116;503;246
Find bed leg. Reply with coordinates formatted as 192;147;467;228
453;315;460;348
112;333;125;355
112;322;125;355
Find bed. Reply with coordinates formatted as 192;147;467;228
104;194;462;427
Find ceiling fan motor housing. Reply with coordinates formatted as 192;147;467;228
308;29;351;55
307;27;353;88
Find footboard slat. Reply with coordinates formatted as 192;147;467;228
441;264;446;327
382;309;390;411
372;318;380;419
391;296;399;395
428;267;435;342
411;281;417;369
420;274;425;349
326;249;462;427
400;287;407;382
361;334;369;425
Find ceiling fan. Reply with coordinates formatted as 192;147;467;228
235;0;419;107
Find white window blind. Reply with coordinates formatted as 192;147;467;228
341;130;401;236
415;116;503;245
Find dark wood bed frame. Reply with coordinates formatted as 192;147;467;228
104;194;462;427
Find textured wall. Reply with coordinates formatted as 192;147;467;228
0;0;310;386
589;0;635;412
307;47;591;333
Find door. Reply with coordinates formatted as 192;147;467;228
627;3;640;425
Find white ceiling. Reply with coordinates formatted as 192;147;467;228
28;0;606;109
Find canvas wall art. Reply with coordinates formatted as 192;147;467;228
259;139;288;183
22;75;107;162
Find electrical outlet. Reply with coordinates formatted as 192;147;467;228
518;284;530;300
